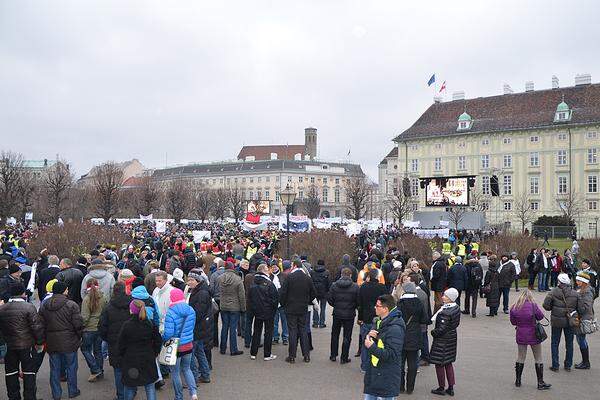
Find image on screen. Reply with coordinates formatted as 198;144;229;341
425;177;469;207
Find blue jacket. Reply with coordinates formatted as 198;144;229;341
163;302;196;346
447;263;468;291
131;286;160;327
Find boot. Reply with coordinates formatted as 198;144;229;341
515;362;524;387
535;363;551;390
575;347;591;369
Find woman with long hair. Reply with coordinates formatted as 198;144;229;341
81;278;107;382
117;299;162;400
509;289;551;390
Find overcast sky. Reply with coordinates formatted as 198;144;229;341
1;0;599;180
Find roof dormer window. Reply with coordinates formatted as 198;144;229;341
554;96;572;123
457;110;473;131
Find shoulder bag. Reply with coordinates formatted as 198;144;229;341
158;315;188;366
533;312;549;343
561;292;580;328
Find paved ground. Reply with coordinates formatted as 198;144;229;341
24;289;600;399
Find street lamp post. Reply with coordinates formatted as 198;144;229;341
280;184;297;260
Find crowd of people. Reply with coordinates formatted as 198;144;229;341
0;223;597;400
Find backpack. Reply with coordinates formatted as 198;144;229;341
470;263;483;282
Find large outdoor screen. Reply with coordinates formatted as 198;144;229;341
425;177;469;207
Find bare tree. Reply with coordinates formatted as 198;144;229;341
514;192;535;234
94;162;124;223
132;176;161;217
387;186;412;225
298;185;321;219
469;189;491;213
165;179;191;223
193;185;213;222
447;206;468;230
212;188;229;221
345;177;370;220
16;170;37;221
0;151;24;222
228;185;246;222
556;190;586;227
45;161;74;222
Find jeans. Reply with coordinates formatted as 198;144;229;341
287;313;310;358
49;352;78;399
5;348;37;400
400;349;419;392
124;383;156;400
528;268;536;288
537;271;548;291
114;367;124;400
500;287;510;312
171;353;197;400
420;330;430;362
191;340;210;380
360;323;372;371
244;310;255;347
550;271;559;287
330;317;353;360
364;395;395;400
273;306;288;341
251;318;274;357
220;311;240;353
81;331;104;374
312;299;327;327
551;326;574;368
576;333;588;350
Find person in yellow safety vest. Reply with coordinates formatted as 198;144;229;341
442;242;452;255
471;242;479;253
363;294;405;398
357;261;385;286
456;243;466;257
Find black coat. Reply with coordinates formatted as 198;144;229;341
55;267;84;304
311;264;330;299
38;266;61;301
0;298;44;350
98;293;132;367
280;269;316;315
447;263;468;291
397;296;428;351
117;317;162;387
464;259;483;290
248;273;279;320
39;294;83;353
429;304;461;365
327;277;359;320
498;261;516;288
0;275;23;303
430;259;447;292
484;266;500;308
188;281;213;347
357;281;388;324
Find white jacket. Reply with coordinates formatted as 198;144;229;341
152;283;174;331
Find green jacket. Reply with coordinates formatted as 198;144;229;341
81;294;107;332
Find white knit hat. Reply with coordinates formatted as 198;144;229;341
444;288;459;302
558;273;571;285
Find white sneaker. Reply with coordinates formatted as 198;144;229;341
264;355;277;361
250;355;256;360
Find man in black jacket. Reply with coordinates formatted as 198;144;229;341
249;264;279;361
446;256;468;305
38;255;61;302
0;283;44;400
430;252;447;313
56;258;84;305
357;269;388;370
463;255;483;318
498;255;516;314
311;259;330;328
0;263;23;303
187;269;213;383
280;260;316;363
328;268;359;364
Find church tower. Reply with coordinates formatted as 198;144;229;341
304;127;317;160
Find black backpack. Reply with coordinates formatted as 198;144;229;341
470;263;483;282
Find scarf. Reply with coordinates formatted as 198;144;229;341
400;293;417;299
272;272;281;290
431;302;458;323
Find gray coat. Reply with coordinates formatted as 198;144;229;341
543;285;579;328
575;286;595;335
218;270;246;312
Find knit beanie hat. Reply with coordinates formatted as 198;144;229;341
576;271;591;284
9;263;20;274
170;288;185;305
282;260;292;270
52;281;68;294
172;268;184;281
402;282;416;294
129;300;142;315
444;288;459;302
46;278;58;294
558;273;571;285
188;270;203;283
120;269;134;278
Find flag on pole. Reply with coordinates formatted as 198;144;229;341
347;148;351;156
427;74;435;86
439;81;447;93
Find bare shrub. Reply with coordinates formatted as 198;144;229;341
579;238;600;271
480;234;539;277
387;233;434;266
28;222;129;259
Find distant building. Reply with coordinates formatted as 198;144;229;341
21;159;57;179
77;159;145;186
237;127;318;161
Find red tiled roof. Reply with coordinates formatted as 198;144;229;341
237;145;306;161
395;83;600;141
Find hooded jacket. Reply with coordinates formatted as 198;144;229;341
132;285;160;326
39;293;83;353
430;303;461;365
81;265;115;300
163;302;196;351
0;297;44;350
327;276;359;320
312;263;331;299
543;284;580;328
218;269;246;312
152;282;174;329
98;292;132;367
188;280;213;346
248;272;279;320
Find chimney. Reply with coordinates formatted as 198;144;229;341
552;75;559;89
575;73;591;86
433;96;443;103
503;84;513;95
525;81;534;92
452;91;465;101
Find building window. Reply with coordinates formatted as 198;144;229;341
589;201;598;211
457;141;466;148
298;190;304;199
588;175;598;193
590;222;598;231
334;189;340;203
411;159;419;172
457;156;466;170
275;191;280;202
558;176;568;194
435;143;442;150
287;176;292;183
558;132;567;141
410;144;418;151
411;203;419;211
335;178;340;185
298;176;303;183
322;177;328;184
310;176;315;184
557;150;568;165
322;188;328;202
434;157;442;171
265;190;270;200
504;202;512;211
503;137;511;144
249;178;254;183
556;111;569;121
335;210;340;217
274;209;280;216
482;138;489;146
482;176;490;195
249;191;254;200
503;155;512;168
530;176;539;195
588;148;598;164
530;201;539;211
481;202;489;211
242;178;246;183
503;175;512;195
529;152;539;167
481;155;489;169
411;178;419;196
530;135;539;143
258;177;262;182
587;131;598;139
266;176;270;182
219;178;224;184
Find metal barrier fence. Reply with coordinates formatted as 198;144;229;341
531;225;576;239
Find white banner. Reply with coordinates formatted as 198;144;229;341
6;217;17;225
192;230;211;242
413;228;450;239
439;220;450;227
242;221;270;231
279;215;311;232
25;212;34;221
139;214;153;221
344;222;363;237
156;220;167;233
403;220;420;228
